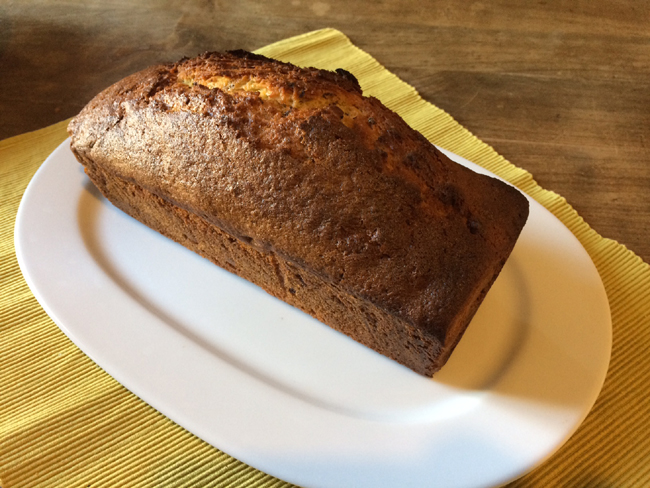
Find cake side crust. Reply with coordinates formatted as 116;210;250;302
83;159;446;376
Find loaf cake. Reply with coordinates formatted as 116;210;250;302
68;50;529;377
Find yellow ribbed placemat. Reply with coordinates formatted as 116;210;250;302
1;28;649;487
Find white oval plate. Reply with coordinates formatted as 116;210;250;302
15;140;611;488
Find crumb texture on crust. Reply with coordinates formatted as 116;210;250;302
68;51;529;375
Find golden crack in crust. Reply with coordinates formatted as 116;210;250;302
160;52;458;221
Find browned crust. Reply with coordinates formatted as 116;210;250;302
68;51;529;375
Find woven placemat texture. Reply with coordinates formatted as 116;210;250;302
1;28;648;487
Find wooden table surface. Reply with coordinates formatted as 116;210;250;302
1;0;648;264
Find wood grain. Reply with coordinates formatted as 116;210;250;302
1;0;648;263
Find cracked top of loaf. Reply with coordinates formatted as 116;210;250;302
68;50;529;345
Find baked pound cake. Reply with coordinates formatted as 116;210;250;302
68;51;529;376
